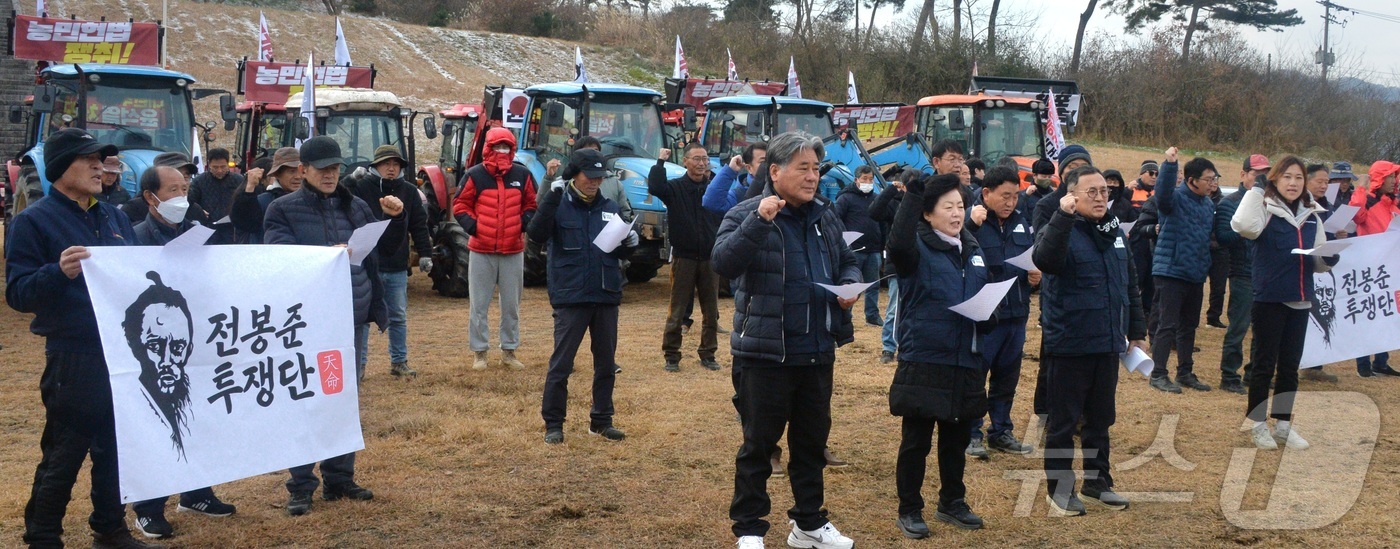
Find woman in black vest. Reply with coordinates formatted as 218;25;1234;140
886;173;989;537
1230;155;1334;451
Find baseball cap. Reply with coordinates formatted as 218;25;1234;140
1329;161;1358;181
566;148;609;179
43;128;118;183
1247;154;1270;171
299;136;344;169
269;147;301;175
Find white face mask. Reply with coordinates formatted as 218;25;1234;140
492;145;511;155
156;195;189;224
858;183;874;193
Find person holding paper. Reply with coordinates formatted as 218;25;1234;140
834;165;884;326
713;132;860;549
1329;161;1359;210
1213;169;1261;394
264;136;405;516
963;167;1038;460
1230;155;1339;450
1343;160;1400;377
885;173;991;535
528;148;638;445
1035;165;1146;516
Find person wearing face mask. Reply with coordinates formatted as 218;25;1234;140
123;153;198;225
1345;160;1400;377
834;165;885;326
453;127;538;371
1017;158;1056;221
231;147;303;244
1147;148;1218;395
96;156;131;205
1230;155;1337;450
1102;170;1138;223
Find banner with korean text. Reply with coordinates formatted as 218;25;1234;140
241;61;375;103
673;78;788;110
83;244;363;503
1302;230;1400;368
832;105;916;141
12;15;161;65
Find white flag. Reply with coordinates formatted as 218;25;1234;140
296;53;317;147
846;71;859;104
333;18;351;66
257;12;273;62
673;36;689;79
1044;89;1066;163
727;48;738;81
191;128;205;174
36;0;44;16
787;57;802;98
574;46;588;83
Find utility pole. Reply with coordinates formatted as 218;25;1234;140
1316;0;1349;81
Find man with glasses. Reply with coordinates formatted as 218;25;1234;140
1147;147;1218;394
649;142;722;372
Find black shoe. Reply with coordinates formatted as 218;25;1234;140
1149;375;1182;394
324;482;373;501
664;360;680;372
1218;379;1246;394
93;528;166;549
286;491;313;516
880;351;895;364
177;494;236;517
1373;365;1400;377
544;428;564;444
717;325;730;335
1207;318;1227;328
700;358;722;371
934;499;984;530
966;438;990;460
987;432;1033;454
614;365;622;374
1193;346;1201;352
897;512;931;539
589;425;626;441
1082;484;1130;510
133;513;173;539
1045;492;1087;517
866;317;884;327
1176;374;1212;392
1359;367;1376;378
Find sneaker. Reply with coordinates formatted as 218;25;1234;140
879;351;895;364
896;512;931;539
471;350;488;371
1358;367;1376;378
1081;484;1129;510
390;361;417;377
286;491;313;516
93;528;166;549
1273;425;1310;450
1207;317;1228;328
589;425;626;441
1176;374;1212;392
133;514;173;539
1149;375;1182;394
934;499;984;530
501;349;525;370
786;520;854;549
1300;368;1338;383
323;481;373;501
1218;379;1246;394
177;494;236;516
700;358;722;371
987;432;1033;455
664;360;680;372
966;438;990;460
1251;423;1279;450
1372;365;1400;377
736;535;765;549
770;448;785;478
614;364;622;374
1045;492;1087;517
823;447;848;468
544;428;564;444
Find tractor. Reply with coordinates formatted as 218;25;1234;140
229;59;379;171
869;93;1050;187
285;88;436;177
415;102;481;298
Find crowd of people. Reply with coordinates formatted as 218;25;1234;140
5;122;1392;548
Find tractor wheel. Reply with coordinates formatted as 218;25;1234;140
523;239;548;287
429;220;471;298
625;261;660;284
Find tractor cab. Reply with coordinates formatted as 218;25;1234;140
915;94;1046;180
286;88;435;177
700;95;835;172
434;103;481;182
231;100;287;170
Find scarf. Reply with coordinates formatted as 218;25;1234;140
935;228;962;253
569;182;596;204
1086;214;1120;251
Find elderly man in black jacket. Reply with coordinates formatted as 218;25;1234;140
714;132;860;549
1034;165;1146;517
649;142;723;372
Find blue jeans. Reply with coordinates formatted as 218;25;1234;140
354;323;369;383
379;271;409;363
881;278;899;353
1358;352;1390;374
857;252;882;322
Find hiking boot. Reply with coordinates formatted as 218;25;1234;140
324;482;373;501
1149;375;1182;394
133;513;172;539
966;438;990;460
823;447;848;468
1219;379;1246;394
934;499;984;530
544;428;564;445
1206;317;1227;328
1081;483;1129;510
700;358;722;371
1176;373;1212;392
896;512;931;539
1372;364;1400;377
1045;492;1087;517
770;448;785;478
589;425;626;441
880;351;895;364
988;432;1032;455
93;528;165;549
664;360;680;372
736;535;765;549
286;491;313;516
501;349;525;370
471;351;489;371
1301;368;1338;383
1273;425;1310;450
1358;366;1376;378
390;361;417;378
1251;423;1279;450
177;494;236;516
786;520;854;549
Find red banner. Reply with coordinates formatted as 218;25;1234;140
11;15;161;65
675;79;788;110
242;61;375;103
832;105;917;141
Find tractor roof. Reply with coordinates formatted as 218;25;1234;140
42;64;195;81
440;103;482;119
526;82;661;97
287;88;402;112
916;94;1037;107
705;95;832;109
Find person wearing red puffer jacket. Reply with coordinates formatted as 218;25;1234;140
453;127;538;371
1345;160;1400;377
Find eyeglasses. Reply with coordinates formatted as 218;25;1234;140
1074;187;1109;199
1198;175;1221;183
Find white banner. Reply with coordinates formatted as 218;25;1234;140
1303;231;1400;368
82;244;363;503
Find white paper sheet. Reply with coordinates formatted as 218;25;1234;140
592;215;635;253
1324;205;1360;234
1121;345;1154;377
1119;221;1136;235
816;276;888;300
842;231;862;247
213;215;232;225
347;219;391;266
163;223;214;251
1292;240;1352;257
948;278;1018;321
1004;246;1037;272
1325;182;1340;204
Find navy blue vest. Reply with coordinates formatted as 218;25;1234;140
972;212;1034;320
546;193;625;307
1042;224;1131;355
895;237;987;368
1252;213;1320;304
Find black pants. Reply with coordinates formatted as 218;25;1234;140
896;416;974;516
731;360;833;537
1151;276;1203;378
24;351;127;547
541;304;618;430
664;258;718;362
1247;302;1307;422
1043;353;1118;497
1207;247;1229;320
1033;338;1048;416
132;486;216;518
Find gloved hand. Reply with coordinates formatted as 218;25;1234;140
622;230;639;248
419;257;433;273
551;179;567;193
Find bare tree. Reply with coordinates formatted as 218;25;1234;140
1070;0;1098;74
986;0;1001;58
322;0;342;15
911;0;939;52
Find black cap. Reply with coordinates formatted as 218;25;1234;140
1031;158;1056;176
564;148;609;180
153;152;198;176
44;128;117;183
299;136;344;169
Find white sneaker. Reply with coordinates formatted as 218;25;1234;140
1251;423;1278;449
736;535;765;549
1273;426;1310;450
786;520;854;549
